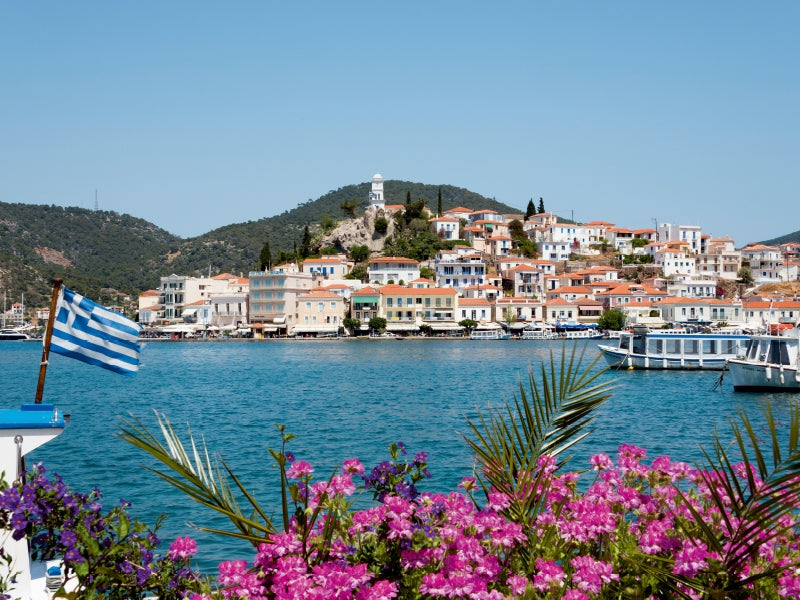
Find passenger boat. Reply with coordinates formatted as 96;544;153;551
0;328;32;340
1;403;68;599
598;326;749;370
470;327;511;340
521;323;557;340
726;328;800;391
561;329;605;340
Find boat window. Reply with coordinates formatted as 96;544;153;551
685;340;699;355
768;341;792;365
619;336;630;350
666;339;681;354
648;339;663;355
703;339;717;355
746;339;759;361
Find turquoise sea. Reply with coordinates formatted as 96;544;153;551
2;339;798;572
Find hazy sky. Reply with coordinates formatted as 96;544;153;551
2;2;798;247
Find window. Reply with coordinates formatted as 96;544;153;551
306;302;312;310
318;302;324;312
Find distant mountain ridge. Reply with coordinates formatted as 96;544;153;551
0;181;517;307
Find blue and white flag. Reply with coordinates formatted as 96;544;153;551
49;286;142;376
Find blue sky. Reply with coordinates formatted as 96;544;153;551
2;2;798;247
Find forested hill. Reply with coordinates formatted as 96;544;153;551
0;181;515;306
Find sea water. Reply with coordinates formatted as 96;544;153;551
1;339;797;572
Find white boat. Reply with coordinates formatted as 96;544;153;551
522;323;557;340
726;328;800;391
561;329;605;340
470;328;511;340
0;328;31;340
598;326;750;370
1;402;68;599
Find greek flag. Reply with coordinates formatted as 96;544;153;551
49;286;142;376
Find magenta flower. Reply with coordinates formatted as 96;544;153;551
168;535;198;560
343;458;364;475
673;541;711;577
533;558;565;592
286;460;314;479
507;574;529;595
330;474;356;496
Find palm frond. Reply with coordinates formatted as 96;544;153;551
462;342;615;524
667;399;800;595
117;412;279;547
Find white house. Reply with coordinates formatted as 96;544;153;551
659;223;702;252
740;244;797;284
434;250;486;293
368;257;421;285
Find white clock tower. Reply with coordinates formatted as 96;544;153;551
369;173;385;209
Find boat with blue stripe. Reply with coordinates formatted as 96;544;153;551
598;326;750;370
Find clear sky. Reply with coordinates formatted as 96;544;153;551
2;2;798;247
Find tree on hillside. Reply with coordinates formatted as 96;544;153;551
340;199;360;218
299;228;311;259
525;199;535;221
738;266;754;285
258;241;272;271
374;216;389;234
349;244;370;263
437;188;443;217
508;219;525;239
537;197;545;214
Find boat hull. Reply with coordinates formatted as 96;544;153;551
727;360;800;392
599;346;730;370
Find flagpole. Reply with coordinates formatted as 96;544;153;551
35;278;63;404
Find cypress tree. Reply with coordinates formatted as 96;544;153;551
525;198;535;221
259;241;272;271
537;197;545;214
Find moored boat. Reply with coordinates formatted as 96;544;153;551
0;328;32;340
470;328;511;340
521;323;557;340
1;403;68;599
726;328;800;391
599;326;749;370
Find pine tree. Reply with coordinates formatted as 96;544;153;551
537;197;545;214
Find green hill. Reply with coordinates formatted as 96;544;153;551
0;181;516;307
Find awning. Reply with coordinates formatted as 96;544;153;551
386;322;417;331
273;316;287;324
182;308;198;316
429;322;463;331
291;326;339;334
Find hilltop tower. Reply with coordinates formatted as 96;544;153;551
369;173;385;209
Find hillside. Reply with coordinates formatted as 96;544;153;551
0;181;514;306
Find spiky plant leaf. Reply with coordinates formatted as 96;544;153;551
651;399;800;597
118;412;279;546
462;343;614;526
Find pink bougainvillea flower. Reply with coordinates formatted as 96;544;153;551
286;460;314;479
168;535;198;560
343;458;365;475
